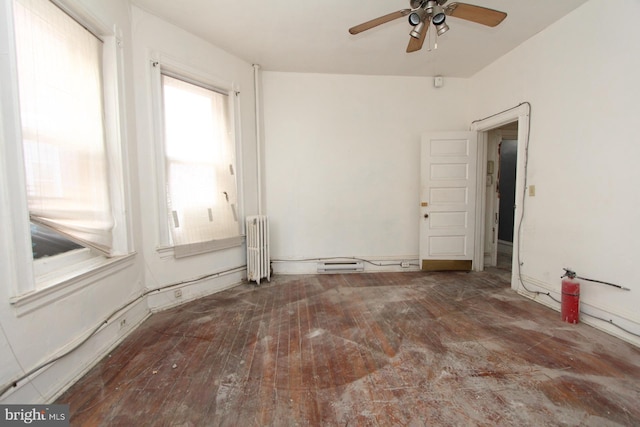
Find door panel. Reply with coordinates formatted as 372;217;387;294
420;132;478;271
429;211;468;229
430;187;468;204
429;235;467;256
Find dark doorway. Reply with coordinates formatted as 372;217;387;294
498;140;517;243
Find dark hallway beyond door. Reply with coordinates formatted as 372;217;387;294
498;139;518;243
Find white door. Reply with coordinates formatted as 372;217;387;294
420;132;478;271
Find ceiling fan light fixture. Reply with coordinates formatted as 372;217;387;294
435;21;449;36
424;0;438;15
409;20;426;39
408;8;427;26
431;4;446;25
408;12;421;26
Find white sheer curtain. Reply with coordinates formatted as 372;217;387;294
162;74;239;251
14;0;113;254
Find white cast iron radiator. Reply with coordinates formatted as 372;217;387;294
246;215;270;285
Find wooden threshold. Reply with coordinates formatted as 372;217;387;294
421;259;472;271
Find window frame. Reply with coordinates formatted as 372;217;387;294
2;0;133;303
150;56;245;258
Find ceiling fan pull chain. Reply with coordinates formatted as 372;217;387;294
434;30;438;50
428;26;438;51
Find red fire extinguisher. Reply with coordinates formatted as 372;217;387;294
561;268;580;324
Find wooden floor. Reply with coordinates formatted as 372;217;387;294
58;269;640;426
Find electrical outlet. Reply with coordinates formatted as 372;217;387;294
119;319;127;330
174;289;182;299
401;261;410;268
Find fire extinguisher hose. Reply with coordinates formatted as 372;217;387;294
562;268;631;291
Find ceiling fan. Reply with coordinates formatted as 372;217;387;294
349;1;507;53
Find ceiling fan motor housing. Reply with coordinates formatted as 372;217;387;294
410;0;448;8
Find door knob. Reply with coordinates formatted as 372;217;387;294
424;213;429;218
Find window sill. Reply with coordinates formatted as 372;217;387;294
156;236;245;260
10;253;136;317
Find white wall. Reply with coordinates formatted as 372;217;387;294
0;2;259;403
469;0;640;345
263;72;471;273
129;6;258;307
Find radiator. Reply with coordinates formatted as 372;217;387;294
246;215;270;285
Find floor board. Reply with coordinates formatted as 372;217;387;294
58;270;640;426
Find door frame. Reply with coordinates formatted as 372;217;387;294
471;104;530;291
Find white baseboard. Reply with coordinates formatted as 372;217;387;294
1;268;247;404
271;257;420;275
515;274;640;348
147;267;245;312
2;297;149;404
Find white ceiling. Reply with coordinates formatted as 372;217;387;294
130;0;588;78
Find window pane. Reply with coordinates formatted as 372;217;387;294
162;74;239;246
14;0;114;255
31;222;82;259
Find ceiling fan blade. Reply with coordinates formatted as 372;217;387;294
406;22;429;53
444;2;507;27
349;9;411;35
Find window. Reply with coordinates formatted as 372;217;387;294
9;0;131;298
160;72;240;257
14;0;114;256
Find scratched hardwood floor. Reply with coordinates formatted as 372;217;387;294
57;270;640;426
